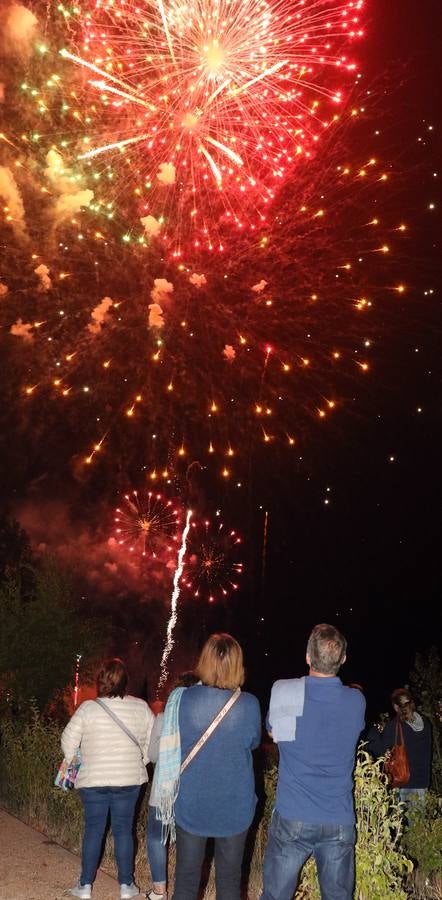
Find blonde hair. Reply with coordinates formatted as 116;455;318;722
196;633;245;690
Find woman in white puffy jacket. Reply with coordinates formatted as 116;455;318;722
61;657;154;900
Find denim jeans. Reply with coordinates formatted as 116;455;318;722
146;805;167;883
398;787;426;808
79;785;141;886
172;824;248;900
261;809;356;900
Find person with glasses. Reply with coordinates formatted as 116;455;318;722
368;687;432;810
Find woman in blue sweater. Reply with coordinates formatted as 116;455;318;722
170;633;261;900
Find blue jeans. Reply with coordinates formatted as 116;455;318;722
146;805;167;883
79;785;141;886
172;824;248;900
261;809;356;900
398;787;426;808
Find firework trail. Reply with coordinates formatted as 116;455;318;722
158;508;193;690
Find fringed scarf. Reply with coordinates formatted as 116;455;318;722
155;686;186;844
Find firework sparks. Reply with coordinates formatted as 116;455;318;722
114;490;181;557
183;516;243;602
158;508;193;689
55;0;364;248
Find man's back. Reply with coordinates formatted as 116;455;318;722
274;676;365;824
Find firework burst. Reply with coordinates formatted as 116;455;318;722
114;489;182;556
183;516;243;602
54;0;364;248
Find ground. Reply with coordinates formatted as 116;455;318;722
0;809;118;900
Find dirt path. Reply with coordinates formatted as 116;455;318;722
0;808;119;900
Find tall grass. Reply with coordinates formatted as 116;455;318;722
0;707;421;898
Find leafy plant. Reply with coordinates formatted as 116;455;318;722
0;557;106;711
403;792;442;878
353;749;412;899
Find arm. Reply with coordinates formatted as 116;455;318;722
366;719;395;758
142;705;156;766
147;712;164;764
249;696;262;749
61;705;85;763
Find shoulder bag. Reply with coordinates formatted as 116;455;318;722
384;717;411;787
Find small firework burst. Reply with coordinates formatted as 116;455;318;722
114;489;182;557
183;516;243;602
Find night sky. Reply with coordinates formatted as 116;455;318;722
0;0;441;721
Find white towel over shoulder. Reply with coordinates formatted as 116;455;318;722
268;677;305;742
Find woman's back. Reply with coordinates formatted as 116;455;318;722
175;684;261;836
61;695;154;787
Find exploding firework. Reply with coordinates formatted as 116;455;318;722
16;0;364;249
114;489;182;556
0;125;410;486
183;516;243;602
0;0;415;488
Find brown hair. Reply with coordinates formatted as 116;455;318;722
96;657;128;698
195;633;245;690
306;624;347;675
391;687;415;720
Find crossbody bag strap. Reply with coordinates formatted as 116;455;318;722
180;687;241;774
95;699;142;755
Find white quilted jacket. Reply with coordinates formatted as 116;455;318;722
61;696;155;788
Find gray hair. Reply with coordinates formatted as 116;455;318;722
307;624;347;675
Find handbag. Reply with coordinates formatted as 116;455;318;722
54;749;82;791
384;718;411;787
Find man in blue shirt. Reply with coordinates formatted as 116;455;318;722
261;623;365;900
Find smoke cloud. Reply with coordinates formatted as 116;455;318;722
151;278;174;305
251;279;268;293
1;3;38;58
45;149;94;221
88;296;113;335
141;214;161;238
223;344;236;361
189;273;207;288
34;263;52;292
54;189;94;219
0;166;27;239
10;319;33;341
157;163;176;185
148;302;165;329
16;499;178;601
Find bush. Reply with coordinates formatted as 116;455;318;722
403;792;442;878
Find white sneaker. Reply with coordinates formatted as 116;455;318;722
120;885;139;899
69;884;92;899
146;892;167;899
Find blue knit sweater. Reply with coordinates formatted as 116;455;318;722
174;684;261;836
270;676;365;825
